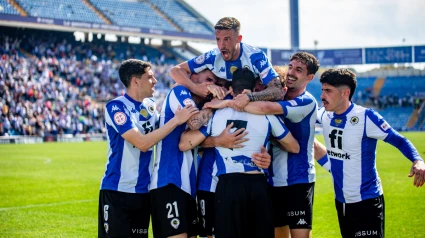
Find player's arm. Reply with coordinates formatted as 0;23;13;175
123;105;198;152
200;122;248;149
179;129;207;152
314;138;331;173
187;108;213;130
366;109;425;187
170;61;211;98
275;131;299;153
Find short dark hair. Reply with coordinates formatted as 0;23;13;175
214;17;241;34
273;65;287;87
320;68;357;100
290;52;320;75
118;59;151;88
231;68;257;95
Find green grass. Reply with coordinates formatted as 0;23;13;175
0;132;424;237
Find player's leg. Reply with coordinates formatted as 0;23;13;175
271;185;291;238
287;183;315;238
335;199;353;238
197;190;215;238
348;195;385;238
128;193;151;237
249;174;274;238
150;184;194;238
214;173;249;238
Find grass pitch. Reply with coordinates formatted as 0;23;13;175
0;132;424;237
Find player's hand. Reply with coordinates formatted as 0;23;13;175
174;105;199;125
215;122;248;148
251;146;271;169
240;89;252;94
207;84;229;100
233;94;250;111
408;160;425;187
203;99;231;109
193;82;214;98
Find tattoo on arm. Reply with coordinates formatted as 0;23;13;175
250;77;284;102
187;109;213;130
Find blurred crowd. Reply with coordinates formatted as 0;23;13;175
0;28;174;137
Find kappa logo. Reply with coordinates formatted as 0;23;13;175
180;90;188;96
260;59;267;68
219;67;225;72
297;218;308;225
111;105;120;112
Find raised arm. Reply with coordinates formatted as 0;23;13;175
170;61;210;98
123;105;198;152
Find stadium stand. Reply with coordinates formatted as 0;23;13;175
90;0;177;31
15;0;104;24
0;0;20;15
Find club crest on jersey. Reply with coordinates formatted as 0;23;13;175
113;112;126;125
171;218;180;229
148;105;155;113
195;54;205;64
140;109;148;118
350;116;359;125
230;66;238;74
183;98;195;107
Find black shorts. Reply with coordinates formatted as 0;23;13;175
150;184;198;238
336;195;385;238
98;190;150;238
215;173;273;238
197;190;215;237
270;182;314;229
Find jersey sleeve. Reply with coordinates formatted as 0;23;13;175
105;101;134;135
278;94;316;123
316;106;326;124
267;115;289;140
169;86;198;113
188;50;216;74
365;108;422;162
251;51;279;85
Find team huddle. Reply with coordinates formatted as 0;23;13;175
98;17;425;238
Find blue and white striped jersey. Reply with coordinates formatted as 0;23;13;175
187;42;278;85
202;106;289;176
149;85;198;198
317;103;422;203
101;94;158;193
197;148;218;193
271;91;317;186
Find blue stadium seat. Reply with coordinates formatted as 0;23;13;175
16;0;104;24
0;0;20;15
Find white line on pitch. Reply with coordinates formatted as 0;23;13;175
0;199;97;211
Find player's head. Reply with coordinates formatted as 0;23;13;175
190;69;217;85
119;59;156;96
214;17;242;61
320;68;357;112
287;52;319;91
231;68;257;96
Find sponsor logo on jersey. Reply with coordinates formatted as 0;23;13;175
183;98;195;107
111;105;120;112
113;112;127;125
297;218;308;225
195;54;205;64
327;150;351;160
350;116;359;125
171;218;180;229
